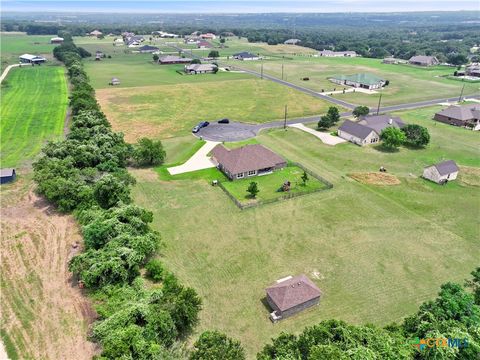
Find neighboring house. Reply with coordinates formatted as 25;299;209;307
184;63;217;74
89;30;103;37
382;57;397;64
232;51;260;60
409;55;439;66
211;144;287;180
158;55;192;64
152;31;179;38
197;40;212;49
423;160;459;184
199;33;216;39
127;40;141;47
0;168;16;184
319;50;357;57
329;73;386;90
284;39;301;45
338;114;405;146
19;54;46;64
466;63;480;77
114;38;124;46
138;45;159;53
109;77;120;85
434;104;480;130
266;274;321;322
50;37;64;44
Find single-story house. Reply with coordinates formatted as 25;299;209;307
423;160;459;184
319;50;357;57
197;40;212;49
200;33;216;39
409;55;439;66
0;168;16;184
338;114;405;146
158;55;192;64
266;274;321;322
109;77;120;85
127;40;141;47
232;51;260;61
19;54;46;64
89;30;103;37
211;144;286;180
114;38;124;46
434;104;480;130
185;63;217;74
329;73;386;90
50;37;64;44
284;39;301;45
466;63;480;77
138;45;159;53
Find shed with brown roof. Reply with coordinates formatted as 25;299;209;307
266;274;321;322
211;144;286;180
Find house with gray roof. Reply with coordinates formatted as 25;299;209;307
184;63;217;74
338;114;405;146
232;51;260;61
211;144;286;180
0;168;16;184
423;160;459;184
266;274;321;322
466;63;480;77
409;55;439;66
158;55;192;64
434;104;480;130
329;73;386;90
137;45;159;53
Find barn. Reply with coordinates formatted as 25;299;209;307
1;168;16;184
423;160;459;184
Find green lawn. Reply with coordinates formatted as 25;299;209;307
221;165;329;205
226;56;480;107
0;33;57;71
97;78;334;141
131;105;479;357
0;66;68;167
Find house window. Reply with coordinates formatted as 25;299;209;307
248;170;256;176
236;173;244;179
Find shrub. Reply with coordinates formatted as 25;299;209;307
145;259;165;282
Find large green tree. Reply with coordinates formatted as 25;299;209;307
380;127;406;149
318;106;341;130
190;331;246;360
132;137;166;166
352;105;370;118
402;124;430;147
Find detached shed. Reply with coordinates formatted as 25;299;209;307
109;78;120;85
266;274;321;322
423;160;459;184
1;168;16;184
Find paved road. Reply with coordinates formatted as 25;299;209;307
0;64;20;83
196;95;480;142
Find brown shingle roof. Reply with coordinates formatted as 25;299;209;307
435;104;480;121
211;144;285;175
266;275;321;312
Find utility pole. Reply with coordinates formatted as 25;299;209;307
376;93;382;115
281;62;284;80
261;62;263;79
284;105;288;129
459;83;465;102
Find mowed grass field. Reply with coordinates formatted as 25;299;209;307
227;56;480;107
1;66;68;167
96;78;333;141
131;105;479;357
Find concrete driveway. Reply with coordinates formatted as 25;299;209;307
288;123;346;145
167;140;220;175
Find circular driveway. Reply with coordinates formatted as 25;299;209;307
195;122;262;142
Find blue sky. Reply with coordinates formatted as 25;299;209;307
2;0;479;13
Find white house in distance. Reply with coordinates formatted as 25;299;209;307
284;38;301;45
232;51;260;60
89;30;103;37
319;49;357;57
50;37;64;44
19;54;46;64
329;73;386;90
184;64;217;74
423;160;459;184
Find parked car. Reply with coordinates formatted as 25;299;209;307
201;121;210;128
192;125;201;133
192;121;210;133
218;118;230;124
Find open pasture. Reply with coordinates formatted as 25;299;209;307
1;66;68;168
131;105;479;356
96;78;333;141
227;56;479;106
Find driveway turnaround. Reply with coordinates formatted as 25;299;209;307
288;123;347;145
0;64;20;83
167;140;220;175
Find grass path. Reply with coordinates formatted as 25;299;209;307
0;66;68;168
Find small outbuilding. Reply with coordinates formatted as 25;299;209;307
329;73;385;90
0;168;16;184
109;77;120;85
409;55;439;66
50;37;64;44
284;39;301;45
266;274;321;322
423;160;459;184
19;54;46;64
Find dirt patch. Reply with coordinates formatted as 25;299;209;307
0;177;98;359
129;167;160;182
458;165;480;187
348;172;401;186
